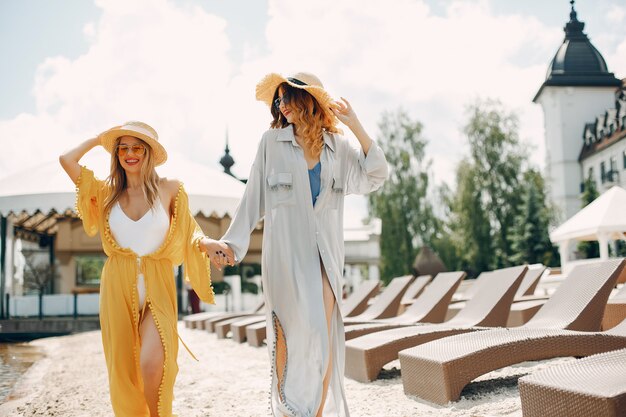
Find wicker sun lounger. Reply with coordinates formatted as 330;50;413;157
343;271;465;340
397;275;432;314
246;320;267;347
398;258;626;405
519;348;626;417
203;299;265;333
230;315;267;343
228;280;382;343
446;264;546;322
508;269;626;328
344;265;528;382
183;299;264;329
343;275;415;324
184;311;223;329
215;313;265;339
245;277;416;348
202;312;256;332
341;280;381;318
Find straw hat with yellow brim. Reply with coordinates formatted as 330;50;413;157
255;72;336;113
100;121;167;166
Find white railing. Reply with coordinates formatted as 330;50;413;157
7;291;263;317
8;294;100;317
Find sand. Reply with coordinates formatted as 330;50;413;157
0;324;575;417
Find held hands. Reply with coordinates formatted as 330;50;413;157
199;237;235;270
331;97;359;129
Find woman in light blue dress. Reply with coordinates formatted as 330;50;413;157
220;72;388;417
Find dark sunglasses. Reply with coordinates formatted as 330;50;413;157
273;91;291;110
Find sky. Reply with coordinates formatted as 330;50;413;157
1;0;626;226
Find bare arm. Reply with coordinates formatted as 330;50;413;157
59;137;101;184
162;178;235;269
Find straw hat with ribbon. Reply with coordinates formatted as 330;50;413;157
99;121;167;166
255;72;335;113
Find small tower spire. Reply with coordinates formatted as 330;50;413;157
219;127;235;177
565;0;584;38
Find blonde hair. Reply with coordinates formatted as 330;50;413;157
103;137;161;215
270;83;341;158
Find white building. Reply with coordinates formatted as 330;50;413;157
534;1;624;223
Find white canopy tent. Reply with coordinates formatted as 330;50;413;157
0;150;246;217
550;185;626;268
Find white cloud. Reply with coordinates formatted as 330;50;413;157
1;0;233;177
606;4;626;24
232;0;561;188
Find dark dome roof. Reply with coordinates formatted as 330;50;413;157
534;1;620;101
219;138;235;176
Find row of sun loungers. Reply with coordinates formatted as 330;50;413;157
398;258;626;404
182;258;626;416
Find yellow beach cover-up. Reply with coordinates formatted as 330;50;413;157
76;166;215;417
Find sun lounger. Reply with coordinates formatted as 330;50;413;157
343;275;415;324
519;348;626;417
183;299;264;329
398;258;626;405
341;280;381;318
508;270;626;329
397;275;432;314
202;299;266;332
344;265;528;382
446;264;546;322
230;315;267;343
215;313;265;339
245;276;416;348
246;320;267;347
343;271;465;340
228;280;382;343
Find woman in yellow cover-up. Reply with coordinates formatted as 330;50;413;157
59;121;231;416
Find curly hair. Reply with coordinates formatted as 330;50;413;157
269;83;341;158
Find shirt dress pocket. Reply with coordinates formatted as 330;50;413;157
267;172;295;207
330;174;344;209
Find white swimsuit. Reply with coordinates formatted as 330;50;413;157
109;200;170;309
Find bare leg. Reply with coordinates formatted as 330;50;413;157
140;306;164;417
274;313;288;417
316;267;336;417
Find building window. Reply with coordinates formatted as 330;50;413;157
75;255;106;286
623;150;626;169
609;157;618;182
601;161;607;183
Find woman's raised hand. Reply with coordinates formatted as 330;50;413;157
331;97;373;154
331;97;358;129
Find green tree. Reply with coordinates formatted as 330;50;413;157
510;169;559;266
447;99;528;275
368;109;438;284
429;183;460;272
577;173;600;258
448;160;492;276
